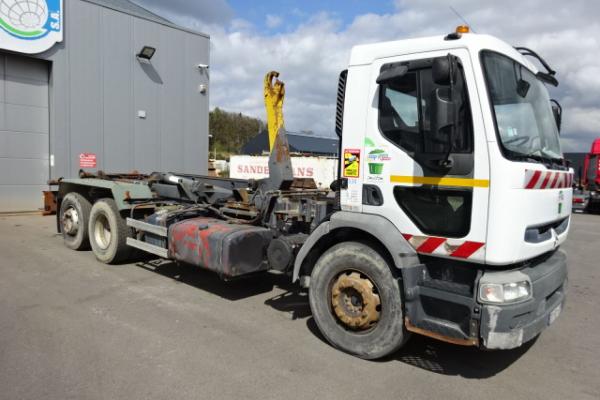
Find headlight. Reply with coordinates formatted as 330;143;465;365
479;281;531;304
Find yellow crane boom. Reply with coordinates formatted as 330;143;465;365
264;71;285;151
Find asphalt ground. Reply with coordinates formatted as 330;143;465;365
0;213;599;400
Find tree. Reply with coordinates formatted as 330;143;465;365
209;107;265;159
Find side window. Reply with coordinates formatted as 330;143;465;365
378;61;473;156
379;72;421;152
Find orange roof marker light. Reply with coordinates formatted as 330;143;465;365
456;25;470;34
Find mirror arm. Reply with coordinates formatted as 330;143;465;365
439;55;456;168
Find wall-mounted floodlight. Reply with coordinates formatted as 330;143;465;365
136;46;156;62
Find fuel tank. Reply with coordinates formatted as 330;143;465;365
168;217;272;278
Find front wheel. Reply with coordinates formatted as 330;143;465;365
88;198;132;264
308;241;409;359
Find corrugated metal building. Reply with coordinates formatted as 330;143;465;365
0;0;209;212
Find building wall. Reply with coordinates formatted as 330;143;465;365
0;54;50;211
38;0;209;179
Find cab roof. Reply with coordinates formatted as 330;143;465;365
348;33;538;73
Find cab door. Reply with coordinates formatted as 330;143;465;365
361;49;490;263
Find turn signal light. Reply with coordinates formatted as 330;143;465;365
456;25;470;34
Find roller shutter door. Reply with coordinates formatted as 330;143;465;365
0;52;49;212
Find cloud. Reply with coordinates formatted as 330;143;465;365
136;0;600;152
265;14;283;29
131;0;234;27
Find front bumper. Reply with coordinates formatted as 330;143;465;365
480;250;567;349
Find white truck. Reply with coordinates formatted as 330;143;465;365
56;26;571;359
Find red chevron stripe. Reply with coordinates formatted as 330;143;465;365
526;170;541;188
450;241;485;258
540;172;552;189
550;173;560;188
402;233;413;241
416;237;446;253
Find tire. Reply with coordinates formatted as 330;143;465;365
88;198;132;264
308;241;409;359
59;192;92;250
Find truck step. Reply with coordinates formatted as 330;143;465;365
126;218;167;237
126;237;168;258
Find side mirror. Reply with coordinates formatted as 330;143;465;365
426;54;460;166
376;65;408;84
550;99;562;133
432;55;457;86
429;88;457;143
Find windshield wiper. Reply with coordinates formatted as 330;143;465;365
525;153;551;165
503;148;545;164
532;150;567;169
514;47;559;87
504;148;560;168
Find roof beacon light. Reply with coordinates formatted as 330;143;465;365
456;25;470;34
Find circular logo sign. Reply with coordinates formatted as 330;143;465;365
0;0;52;39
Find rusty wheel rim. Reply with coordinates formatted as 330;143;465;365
330;271;381;331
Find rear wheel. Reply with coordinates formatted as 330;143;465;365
308;241;409;359
88;198;131;264
59;192;92;250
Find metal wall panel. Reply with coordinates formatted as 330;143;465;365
5;78;49;108
66;0;104;172
133;17;161;173
0;53;49;212
41;0;209;179
183;34;209;174
4;104;49;134
157;27;186;173
0;55;4;104
0;131;48;159
102;9;133;172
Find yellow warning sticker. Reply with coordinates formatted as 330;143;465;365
343;148;361;178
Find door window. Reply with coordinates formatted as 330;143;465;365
378;57;475;238
378;61;473;155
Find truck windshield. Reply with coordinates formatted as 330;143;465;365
482;51;562;162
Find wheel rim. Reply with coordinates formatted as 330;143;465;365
330;270;381;331
93;214;112;250
62;206;79;236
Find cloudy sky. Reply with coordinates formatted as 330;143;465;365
134;0;600;152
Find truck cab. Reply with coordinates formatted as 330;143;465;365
339;30;570;264
299;27;570;356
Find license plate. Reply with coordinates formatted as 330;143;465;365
548;303;562;325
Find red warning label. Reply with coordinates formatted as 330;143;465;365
79;153;97;168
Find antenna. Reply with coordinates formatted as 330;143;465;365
449;6;476;33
